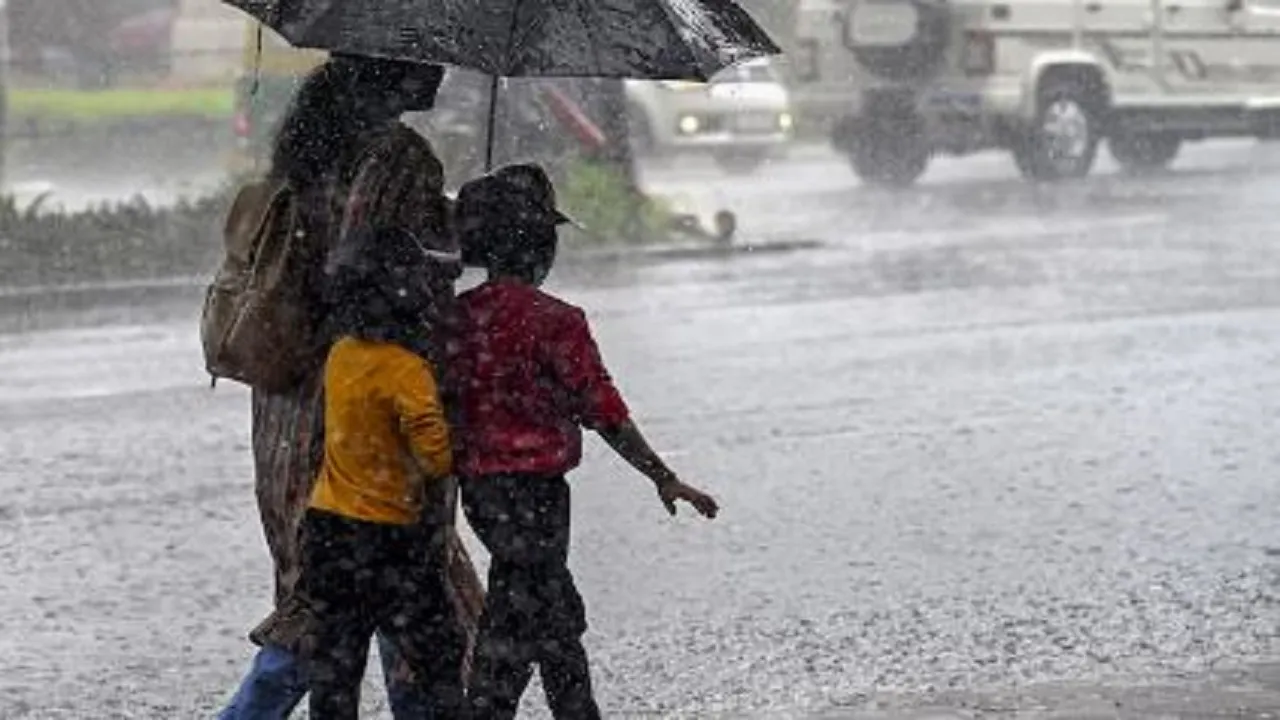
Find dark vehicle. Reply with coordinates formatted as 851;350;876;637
105;4;176;76
9;0;177;87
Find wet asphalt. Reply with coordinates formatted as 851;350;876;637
2;142;1280;718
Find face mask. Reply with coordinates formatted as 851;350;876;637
396;81;439;113
390;68;446;114
529;245;558;287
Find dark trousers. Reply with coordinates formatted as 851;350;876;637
297;509;469;720
461;475;601;720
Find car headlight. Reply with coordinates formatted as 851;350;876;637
678;115;701;134
779;112;794;131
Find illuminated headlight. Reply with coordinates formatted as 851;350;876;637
678;115;701;134
778;112;794;131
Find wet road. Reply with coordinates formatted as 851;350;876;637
3;144;1280;717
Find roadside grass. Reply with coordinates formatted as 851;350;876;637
8;87;235;122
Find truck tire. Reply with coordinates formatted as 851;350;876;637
841;114;930;188
1013;73;1105;182
1108;133;1181;173
842;0;951;82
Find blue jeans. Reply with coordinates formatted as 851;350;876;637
218;634;429;719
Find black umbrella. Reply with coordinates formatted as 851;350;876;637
225;0;779;167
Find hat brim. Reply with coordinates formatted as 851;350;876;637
554;209;583;230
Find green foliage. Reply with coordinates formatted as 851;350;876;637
556;159;673;245
0;192;231;289
9;87;235;123
0;158;708;290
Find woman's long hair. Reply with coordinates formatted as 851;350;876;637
268;57;446;190
340;124;450;244
268;60;367;189
269;59;447;342
264;60;374;337
326;128;460;363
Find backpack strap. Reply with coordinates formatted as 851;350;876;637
223;179;291;251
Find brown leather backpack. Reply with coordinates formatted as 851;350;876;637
201;180;319;392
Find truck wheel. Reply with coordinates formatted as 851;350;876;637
1013;74;1104;182
845;120;930;188
1109;133;1181;173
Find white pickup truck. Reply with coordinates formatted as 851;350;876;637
790;0;1280;186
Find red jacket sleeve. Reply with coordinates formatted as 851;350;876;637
546;307;630;430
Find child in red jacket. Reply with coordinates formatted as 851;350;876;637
450;165;719;719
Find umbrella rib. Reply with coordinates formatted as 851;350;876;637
569;0;606;76
484;0;529;168
501;0;525;74
651;0;716;80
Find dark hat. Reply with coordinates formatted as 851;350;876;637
457;164;577;230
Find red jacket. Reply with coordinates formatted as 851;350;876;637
449;280;630;479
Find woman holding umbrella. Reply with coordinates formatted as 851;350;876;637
216;0;776;713
219;55;482;719
293;127;469;719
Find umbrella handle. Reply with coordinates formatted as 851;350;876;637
485;0;525;172
251;24;263;97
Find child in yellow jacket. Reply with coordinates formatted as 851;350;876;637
295;133;467;720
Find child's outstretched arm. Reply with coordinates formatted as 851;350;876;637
597;420;720;519
548;308;719;519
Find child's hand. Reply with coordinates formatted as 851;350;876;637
658;480;720;519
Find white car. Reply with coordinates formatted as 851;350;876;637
625;58;795;174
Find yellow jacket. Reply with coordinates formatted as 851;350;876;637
310;337;452;525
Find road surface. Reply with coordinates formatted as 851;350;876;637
2;143;1280;718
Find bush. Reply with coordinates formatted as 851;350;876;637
0;157;699;290
0;191;230;289
556;159;672;245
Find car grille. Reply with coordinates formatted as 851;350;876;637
734;113;778;134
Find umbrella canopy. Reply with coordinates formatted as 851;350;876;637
225;0;779;81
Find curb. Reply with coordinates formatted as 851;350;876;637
0;276;207;300
0;238;825;303
0;278;208;321
564;237;824;265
